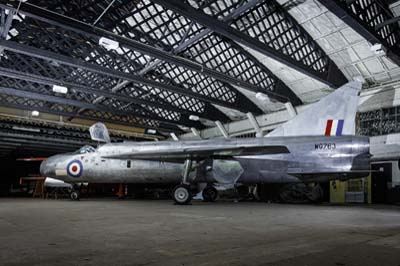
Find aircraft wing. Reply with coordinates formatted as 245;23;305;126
102;144;289;162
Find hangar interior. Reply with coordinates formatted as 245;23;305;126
1;1;400;266
1;0;400;203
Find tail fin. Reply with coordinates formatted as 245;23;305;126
266;81;362;137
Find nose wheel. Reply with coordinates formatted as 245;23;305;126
70;185;80;201
173;184;192;205
70;191;80;201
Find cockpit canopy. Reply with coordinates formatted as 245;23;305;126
74;145;96;154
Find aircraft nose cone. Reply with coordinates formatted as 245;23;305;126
40;159;49;177
40;156;58;177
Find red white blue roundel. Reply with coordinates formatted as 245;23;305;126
67;160;83;178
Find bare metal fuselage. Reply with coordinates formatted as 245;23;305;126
40;135;370;185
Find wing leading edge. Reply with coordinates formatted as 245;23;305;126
102;144;289;163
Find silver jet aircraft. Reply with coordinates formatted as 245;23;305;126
40;81;371;204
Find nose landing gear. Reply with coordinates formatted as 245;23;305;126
70;185;80;201
70;190;80;201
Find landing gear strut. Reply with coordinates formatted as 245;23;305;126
70;190;80;201
70;185;80;200
173;159;193;205
202;185;218;202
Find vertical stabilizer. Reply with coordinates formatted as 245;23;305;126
267;81;362;137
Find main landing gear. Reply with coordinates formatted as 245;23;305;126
173;184;192;205
172;159;219;204
202;185;218;202
173;159;193;205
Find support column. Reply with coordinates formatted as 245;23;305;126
215;121;230;139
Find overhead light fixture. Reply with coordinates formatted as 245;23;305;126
255;92;269;102
146;129;157;135
177;125;191;132
353;76;365;84
52;85;68;94
189;115;200;121
99;37;119;51
31;110;40;117
370;43;386;56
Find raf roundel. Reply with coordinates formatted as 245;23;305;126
67;160;83;178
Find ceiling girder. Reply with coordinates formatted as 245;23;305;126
0;39;247;117
126;0;301;105
0;117;146;142
0;132;85;147
0;67;217;120
151;0;348;88
0;142;74;152
0;7;13;39
318;0;400;67
0;85;203;129
0;1;269;110
0;96;183;133
0;126;92;146
126;0;302;103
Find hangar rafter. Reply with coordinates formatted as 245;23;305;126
0;64;226;122
151;0;348;88
0;1;264;117
95;0;302;105
0;76;205;129
0;39;233;128
0;117;145;143
0;8;236;124
0;92;184;133
318;0;400;67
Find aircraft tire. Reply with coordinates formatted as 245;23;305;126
173;184;192;205
70;191;80;201
202;185;218;202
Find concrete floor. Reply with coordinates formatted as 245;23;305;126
0;199;400;266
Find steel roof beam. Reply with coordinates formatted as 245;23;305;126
0;67;214;120
0;116;153;141
0;1;286;104
0;85;202;129
1;102;179;134
152;0;348;88
0;131;87;146
131;0;301;105
318;0;400;67
0;7;13;38
0;144;73;152
0;137;81;149
0;96;183;133
135;0;258;73
0;39;246;116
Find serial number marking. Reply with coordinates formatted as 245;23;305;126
315;143;336;150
